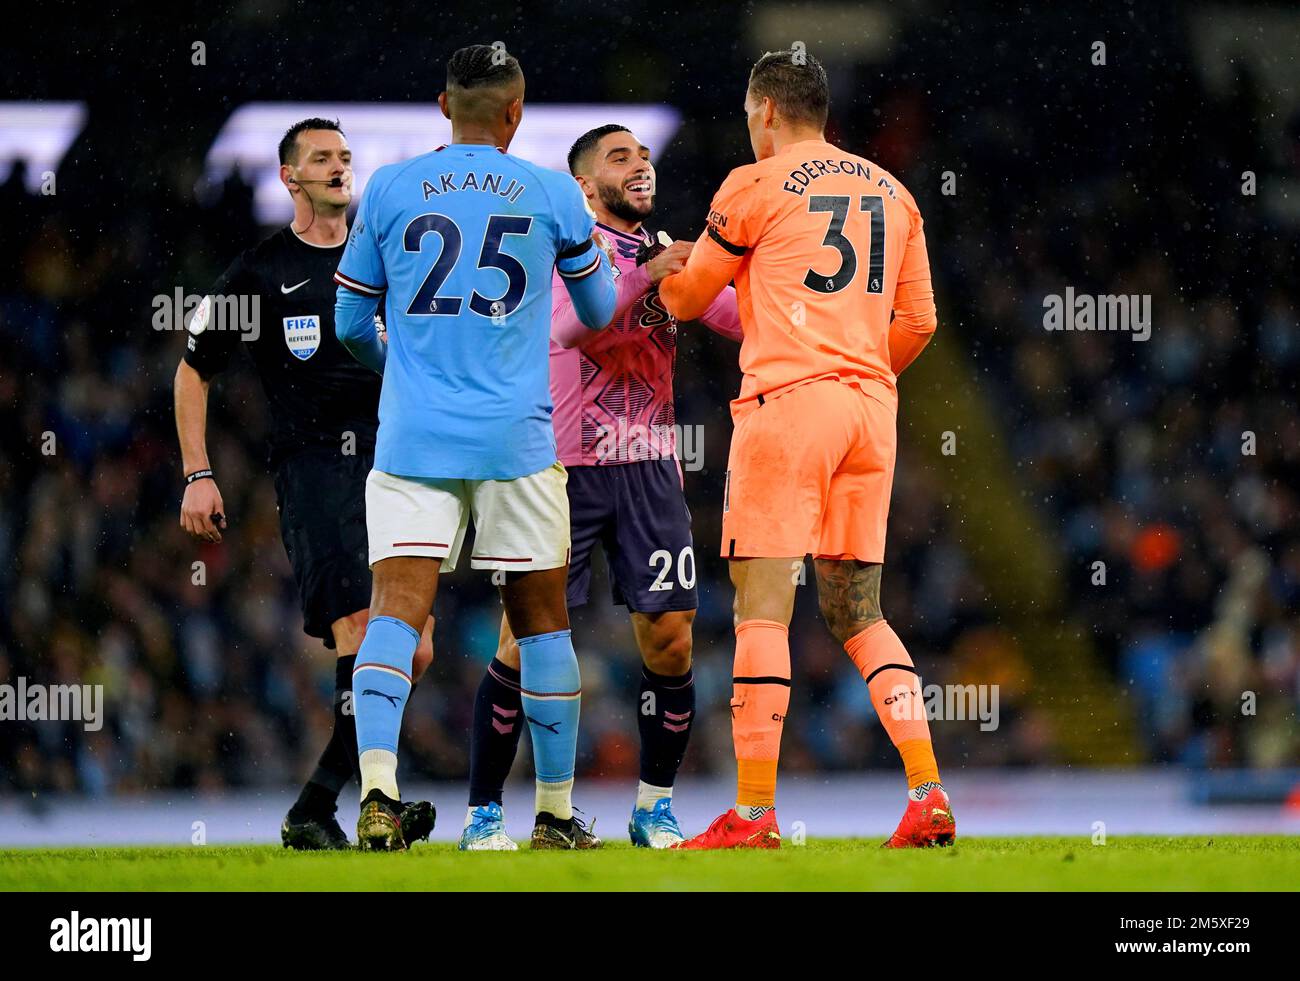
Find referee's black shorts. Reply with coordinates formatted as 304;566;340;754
273;446;372;649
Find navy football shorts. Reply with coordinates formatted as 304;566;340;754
565;457;698;613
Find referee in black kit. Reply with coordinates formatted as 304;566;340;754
173;118;435;849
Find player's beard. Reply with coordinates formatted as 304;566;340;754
598;180;654;225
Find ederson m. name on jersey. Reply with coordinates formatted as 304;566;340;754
333;143;611;481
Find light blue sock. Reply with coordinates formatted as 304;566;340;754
518;629;581;786
352;615;418;756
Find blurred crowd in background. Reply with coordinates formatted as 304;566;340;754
1;3;1296;797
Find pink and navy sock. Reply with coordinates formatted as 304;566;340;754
637;665;695;788
468;657;525;807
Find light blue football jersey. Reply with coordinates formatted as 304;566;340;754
335;144;604;480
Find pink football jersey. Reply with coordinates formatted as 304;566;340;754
549;222;741;467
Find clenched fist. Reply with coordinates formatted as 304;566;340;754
180;478;227;543
645;240;694;284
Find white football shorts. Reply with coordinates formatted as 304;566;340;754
365;462;570;573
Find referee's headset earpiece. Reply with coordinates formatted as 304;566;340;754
288;175;345;235
288;174;317;235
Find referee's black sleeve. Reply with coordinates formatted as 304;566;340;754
183;252;253;379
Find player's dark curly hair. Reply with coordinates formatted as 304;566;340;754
748;49;829;129
567;124;631;174
446;43;522;91
278;118;344;165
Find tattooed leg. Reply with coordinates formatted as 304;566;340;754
813;559;883;645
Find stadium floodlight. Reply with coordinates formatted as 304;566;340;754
0;102;87;192
202;102;683;225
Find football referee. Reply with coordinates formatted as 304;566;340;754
173;118;435;849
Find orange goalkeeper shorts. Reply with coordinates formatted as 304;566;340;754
721;379;897;562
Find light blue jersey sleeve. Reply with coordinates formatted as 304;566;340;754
550;174;617;329
334;173;388;372
335;287;386;373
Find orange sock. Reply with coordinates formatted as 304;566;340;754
844;620;941;791
731;619;790;811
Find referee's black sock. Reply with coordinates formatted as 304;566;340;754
291;654;358;818
468;658;524;807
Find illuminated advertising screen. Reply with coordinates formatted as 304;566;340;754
0;101;86;191
202;102;682;224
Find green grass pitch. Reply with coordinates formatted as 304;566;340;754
2;837;1297;891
